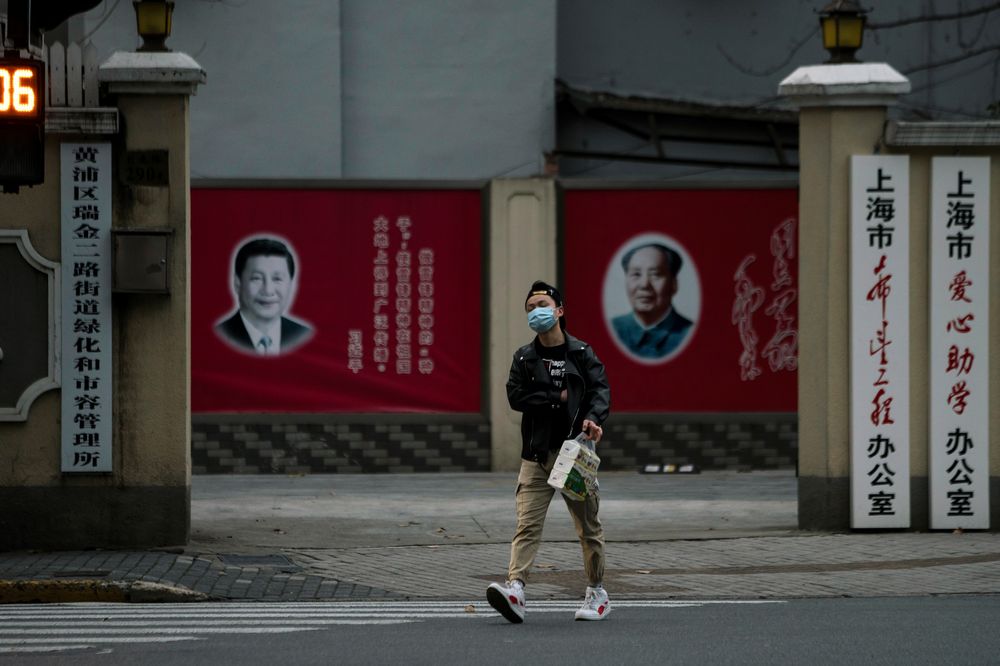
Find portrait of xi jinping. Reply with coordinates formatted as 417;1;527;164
215;237;313;356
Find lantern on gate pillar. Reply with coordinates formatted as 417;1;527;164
819;0;869;64
133;1;176;52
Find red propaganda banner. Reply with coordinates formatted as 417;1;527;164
563;189;798;412
191;188;482;413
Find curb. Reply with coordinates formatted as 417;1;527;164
0;579;209;604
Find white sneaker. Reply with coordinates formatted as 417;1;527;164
574;586;611;621
486;580;525;623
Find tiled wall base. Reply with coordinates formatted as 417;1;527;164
192;414;797;473
600;416;798;472
192;419;490;474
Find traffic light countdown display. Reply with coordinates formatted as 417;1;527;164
0;57;44;190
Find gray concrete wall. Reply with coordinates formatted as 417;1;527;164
558;0;1000;117
76;2;1000;182
79;1;556;180
556;1;1000;180
340;1;556;179
79;0;343;180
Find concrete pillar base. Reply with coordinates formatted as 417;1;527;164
799;476;1000;531
0;486;189;550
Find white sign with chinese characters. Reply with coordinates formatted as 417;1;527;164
850;155;910;528
60;143;113;473
929;157;990;529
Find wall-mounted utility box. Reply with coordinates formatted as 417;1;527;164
112;229;172;294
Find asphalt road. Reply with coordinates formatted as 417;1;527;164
4;596;999;665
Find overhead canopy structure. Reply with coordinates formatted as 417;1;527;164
555;80;799;176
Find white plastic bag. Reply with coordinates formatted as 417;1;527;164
547;433;601;501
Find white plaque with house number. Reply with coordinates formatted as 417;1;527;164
60;143;113;473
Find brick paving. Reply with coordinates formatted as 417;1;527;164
0;550;399;601
4;532;997;602
3;472;999;602
287;533;1000;600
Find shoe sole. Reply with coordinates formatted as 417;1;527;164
486;585;524;624
575;609;611;621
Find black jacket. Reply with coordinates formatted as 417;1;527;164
506;332;611;463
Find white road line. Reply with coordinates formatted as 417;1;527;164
0;602;783;616
0;599;785;612
0;628;318;636
0;637;199;645
0;646;99;653
0;609;481;617
0;599;785;654
0;607;425;654
0;609;686;621
4;617;469;625
0;600;785;620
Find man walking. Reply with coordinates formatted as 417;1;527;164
487;281;612;623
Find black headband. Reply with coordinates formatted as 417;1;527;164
524;280;563;307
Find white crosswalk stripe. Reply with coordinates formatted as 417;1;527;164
0;600;784;654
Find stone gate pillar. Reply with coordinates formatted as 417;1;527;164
779;64;910;530
0;50;204;550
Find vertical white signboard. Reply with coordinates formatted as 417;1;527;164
930;157;990;529
60;143;113;473
850;156;910;528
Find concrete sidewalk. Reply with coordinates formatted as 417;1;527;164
2;471;1000;602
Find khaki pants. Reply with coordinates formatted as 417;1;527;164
508;457;605;586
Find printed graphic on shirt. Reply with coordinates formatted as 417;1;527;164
544;359;566;389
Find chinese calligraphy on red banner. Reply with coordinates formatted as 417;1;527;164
362;216;436;377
